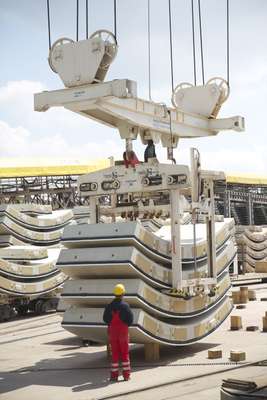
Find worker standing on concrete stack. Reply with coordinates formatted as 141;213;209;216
103;284;133;381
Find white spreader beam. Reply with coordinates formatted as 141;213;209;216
34;79;244;148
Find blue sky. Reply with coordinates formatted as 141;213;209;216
0;0;267;173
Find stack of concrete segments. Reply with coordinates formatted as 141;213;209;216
0;205;73;246
0;205;71;321
235;225;267;272
58;218;236;346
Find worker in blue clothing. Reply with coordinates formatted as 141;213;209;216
144;139;157;162
103;284;133;381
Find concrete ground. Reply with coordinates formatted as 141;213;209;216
1;285;267;400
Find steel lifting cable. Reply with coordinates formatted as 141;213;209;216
147;0;152;100
191;0;197;85
226;0;230;86
168;0;174;93
197;0;205;85
86;0;89;39
167;0;175;163
114;0;117;39
76;0;79;41
46;0;52;50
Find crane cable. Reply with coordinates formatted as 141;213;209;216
168;0;174;93
86;0;89;39
76;0;79;41
197;0;205;85
167;0;175;162
147;0;152;100
46;0;52;50
114;0;117;39
226;0;230;86
191;0;197;86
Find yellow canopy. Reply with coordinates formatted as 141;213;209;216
226;173;267;186
0;158;111;178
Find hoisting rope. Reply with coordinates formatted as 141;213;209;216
147;0;152;100
86;0;89;39
167;109;176;164
226;0;230;86
46;0;52;50
114;0;117;39
76;0;79;41
191;0;197;86
167;0;174;93
197;0;205;85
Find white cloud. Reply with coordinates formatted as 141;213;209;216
0;80;123;160
0;119;123;159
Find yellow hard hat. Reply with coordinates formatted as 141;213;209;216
113;283;126;296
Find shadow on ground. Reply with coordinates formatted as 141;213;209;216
0;335;220;395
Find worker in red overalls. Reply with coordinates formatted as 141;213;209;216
103;284;133;381
123;150;140;168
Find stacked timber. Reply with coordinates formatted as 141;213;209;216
57;218;236;346
235;226;267;272
0;204;71;321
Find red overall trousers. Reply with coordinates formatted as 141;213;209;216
109;310;130;380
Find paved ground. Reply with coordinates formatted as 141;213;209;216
1;285;267;400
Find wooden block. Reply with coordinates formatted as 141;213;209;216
239;296;248;304
246;326;259;331
230;350;246;362
239;287;248;303
232;291;241;304
231;315;242;330
255;261;267;273
144;343;160;362
208;349;222;359
260;298;267;301
248;290;257;301
262;316;267;332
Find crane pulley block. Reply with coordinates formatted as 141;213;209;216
48;30;118;88
171;78;230;118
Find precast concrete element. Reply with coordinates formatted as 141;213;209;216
58;217;235;345
62;219;235;263
0;216;63;245
0;205;74;321
0;235;25;247
0;249;60;278
236;226;267;272
0;246;48;261
62;295;233;345
60;271;231;318
9;204;53;215
57;240;236;287
0;272;67;296
0;205;73;231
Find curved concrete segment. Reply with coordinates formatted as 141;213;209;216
0;250;60;278
62;296;233;346
0;206;73;231
0;246;48;261
60;272;231;318
0;216;62;245
236;235;267;251
0;271;67;295
57;240;236;288
9;204;52;216
62;220;234;264
243;227;267;243
0;235;25;247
